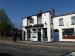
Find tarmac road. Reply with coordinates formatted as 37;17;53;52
0;44;72;56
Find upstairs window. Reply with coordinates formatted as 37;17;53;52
37;13;42;24
71;16;75;25
27;17;34;24
30;18;34;23
59;18;63;26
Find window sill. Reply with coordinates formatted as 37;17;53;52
71;24;75;25
59;25;64;26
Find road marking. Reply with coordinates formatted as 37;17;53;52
4;47;18;50
39;51;48;53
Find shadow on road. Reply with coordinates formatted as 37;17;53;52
0;53;13;56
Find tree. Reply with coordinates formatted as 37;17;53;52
0;9;13;37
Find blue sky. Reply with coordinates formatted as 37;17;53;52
0;0;75;28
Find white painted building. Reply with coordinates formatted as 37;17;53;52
22;11;54;42
53;13;75;41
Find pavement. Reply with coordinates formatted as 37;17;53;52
0;40;75;50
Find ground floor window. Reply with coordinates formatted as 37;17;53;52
32;29;37;38
62;28;75;39
43;28;47;41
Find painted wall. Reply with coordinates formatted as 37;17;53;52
22;11;53;42
42;12;53;42
30;12;52;42
32;16;37;25
42;13;48;28
22;18;27;27
22;18;27;40
53;14;75;41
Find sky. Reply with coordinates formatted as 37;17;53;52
0;0;75;28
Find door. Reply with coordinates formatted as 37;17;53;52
53;32;59;42
24;32;25;40
38;29;41;41
43;28;47;41
27;30;30;41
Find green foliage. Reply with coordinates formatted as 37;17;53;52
0;9;13;36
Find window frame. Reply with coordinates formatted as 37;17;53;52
59;18;64;26
30;18;34;23
32;29;36;38
37;13;42;24
71;16;75;25
62;28;74;36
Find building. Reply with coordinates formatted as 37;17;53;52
22;11;54;42
22;9;75;42
53;13;75;41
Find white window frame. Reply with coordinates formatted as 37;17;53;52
71;16;75;25
59;18;64;26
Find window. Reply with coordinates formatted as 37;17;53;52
30;18;34;23
27;17;34;24
37;13;42;24
43;28;47;38
62;28;75;39
43;28;47;41
59;18;63;26
33;29;36;33
71;16;75;25
63;28;74;36
33;29;36;38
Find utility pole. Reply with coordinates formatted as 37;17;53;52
50;0;56;42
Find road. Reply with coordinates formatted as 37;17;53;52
0;44;72;56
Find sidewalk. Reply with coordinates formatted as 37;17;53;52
17;41;75;49
0;40;75;50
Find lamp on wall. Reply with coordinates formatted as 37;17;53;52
45;22;47;26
